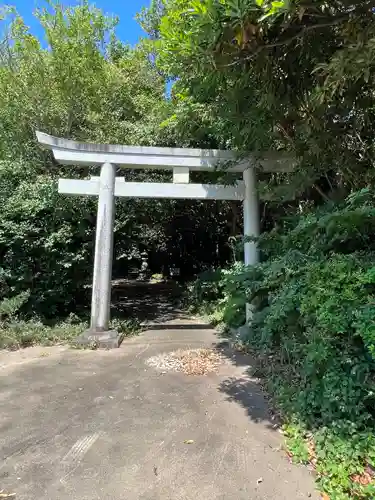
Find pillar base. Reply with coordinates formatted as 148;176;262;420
75;329;121;349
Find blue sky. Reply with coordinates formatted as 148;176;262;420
9;0;148;45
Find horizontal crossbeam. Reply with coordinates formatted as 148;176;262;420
54;149;247;171
58;179;245;201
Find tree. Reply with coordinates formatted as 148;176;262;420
142;0;375;207
0;1;168;316
0;1;240;317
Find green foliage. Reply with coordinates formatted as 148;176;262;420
0;316;139;350
0;2;166;317
188;265;248;328
0;174;96;316
189;268;224;304
0;1;238;320
190;189;375;497
145;0;375;205
0;2;166;155
0;291;30;320
0;319;85;349
283;423;310;464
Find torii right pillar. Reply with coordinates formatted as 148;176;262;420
243;166;260;323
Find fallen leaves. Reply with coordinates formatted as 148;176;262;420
307;437;317;468
146;348;224;375
0;491;16;498
350;465;375;486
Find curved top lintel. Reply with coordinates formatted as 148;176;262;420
35;131;295;172
35;131;234;159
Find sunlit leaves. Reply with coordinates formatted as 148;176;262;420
0;1;169;316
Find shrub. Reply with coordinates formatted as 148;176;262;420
0;175;97;318
190;189;375;498
0;316;140;350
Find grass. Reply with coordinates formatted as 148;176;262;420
0;316;140;350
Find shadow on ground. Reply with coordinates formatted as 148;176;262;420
143;324;209;330
215;341;280;430
112;282;278;430
111;280;183;323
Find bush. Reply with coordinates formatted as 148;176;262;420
0;291;30;320
0;174;96;318
190;189;375;498
0;319;85;349
0;316;140;350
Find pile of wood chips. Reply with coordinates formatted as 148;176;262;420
146;348;223;375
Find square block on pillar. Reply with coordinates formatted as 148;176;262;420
173;167;190;183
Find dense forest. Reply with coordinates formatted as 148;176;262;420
1;1;375;497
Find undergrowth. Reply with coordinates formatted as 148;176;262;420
0;317;139;350
188;189;375;499
0;292;139;349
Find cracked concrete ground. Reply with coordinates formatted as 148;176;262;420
0;316;318;499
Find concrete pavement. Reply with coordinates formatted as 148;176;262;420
0;317;317;499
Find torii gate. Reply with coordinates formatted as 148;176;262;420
36;131;291;348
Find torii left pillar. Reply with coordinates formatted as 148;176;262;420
76;162;121;348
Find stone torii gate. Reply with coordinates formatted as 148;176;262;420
37;131;290;348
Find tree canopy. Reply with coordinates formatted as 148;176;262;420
141;0;375;204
